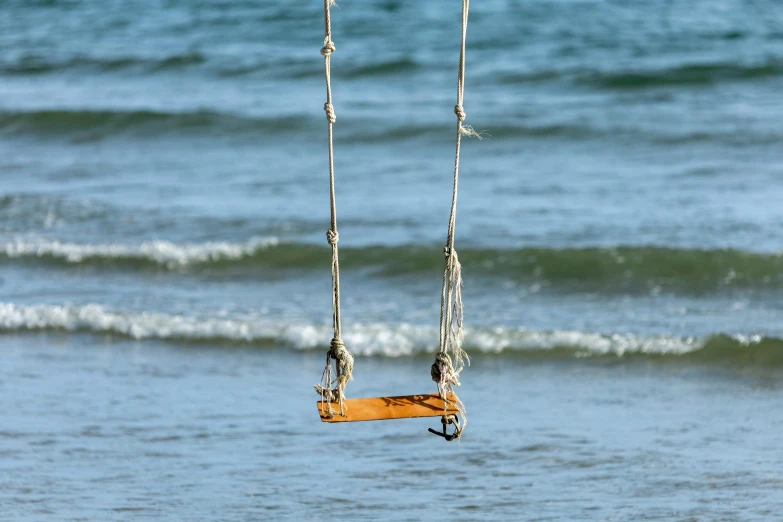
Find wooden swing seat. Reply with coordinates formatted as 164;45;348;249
317;393;459;423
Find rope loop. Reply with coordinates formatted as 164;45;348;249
443;414;463;439
321;40;336;56
326;229;339;245
324;103;336;123
454;104;466;122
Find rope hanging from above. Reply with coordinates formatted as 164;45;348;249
312;0;478;435
430;0;476;440
314;0;353;418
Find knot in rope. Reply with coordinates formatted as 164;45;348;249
326;229;339;245
454;104;466;122
444;245;452;258
324;103;336;124
316;338;354;417
431;352;459;386
329;338;354;396
321;40;336;57
329;337;349;359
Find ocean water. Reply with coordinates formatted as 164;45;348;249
2;0;783;519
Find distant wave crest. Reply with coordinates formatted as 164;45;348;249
495;59;783;89
0;109;310;140
588;60;783;89
0;52;207;76
2;106;774;146
2;238;782;292
0;237;279;269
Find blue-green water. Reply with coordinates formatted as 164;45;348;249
2;0;783;519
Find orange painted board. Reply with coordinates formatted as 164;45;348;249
318;393;459;423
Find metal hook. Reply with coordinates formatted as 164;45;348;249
428;414;460;441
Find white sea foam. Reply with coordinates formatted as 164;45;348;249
0;302;713;357
0;237;279;268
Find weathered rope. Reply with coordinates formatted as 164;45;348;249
431;0;476;439
314;0;353;417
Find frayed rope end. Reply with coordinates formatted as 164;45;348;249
459;123;489;140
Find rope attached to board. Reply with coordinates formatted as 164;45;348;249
314;0;354;418
430;0;477;440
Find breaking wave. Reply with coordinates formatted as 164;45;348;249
0;302;781;364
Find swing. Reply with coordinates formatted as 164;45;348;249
314;0;476;441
